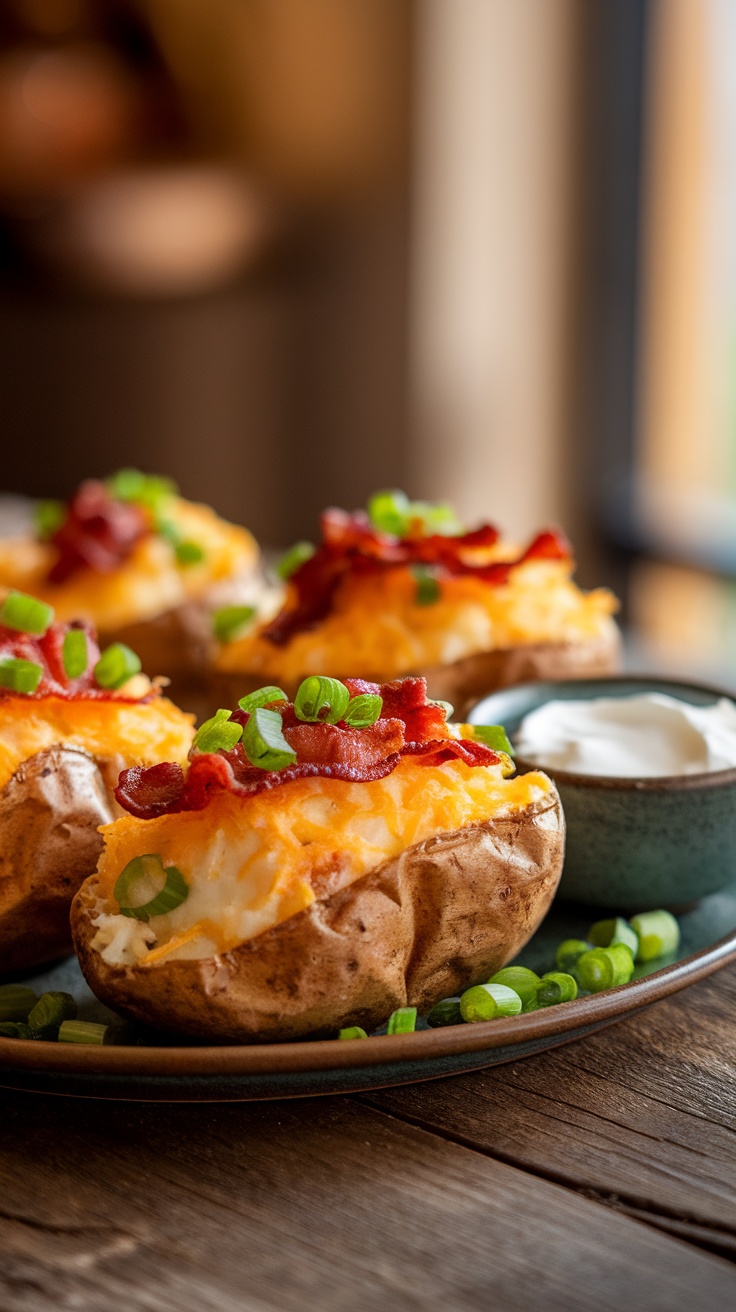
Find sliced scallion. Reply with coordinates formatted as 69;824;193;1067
487;967;540;1011
108;469;177;512
555;939;592;974
588;916;639;956
34;498;65;540
114;854;189;921
343;694;383;727
174;540;205;566
535;972;578;1007
387;1006;417;1034
193;708;243;754
426;997;464;1028
412;564;440;605
0;590;54;636
0;1022;32;1039
0;658;43;694
58;1020;109;1045
62;628;88;679
28;991;77;1040
241;706;297;771
338;1026;368;1040
0;984;37;1022
460;983;522;1022
294;676;350;724
472;725;514;755
629;910;681;962
367;489;412;536
277;541;316;580
213;605;256;644
238;686;288;714
576;944;634;993
94;643;141;690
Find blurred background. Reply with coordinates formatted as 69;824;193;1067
0;0;733;678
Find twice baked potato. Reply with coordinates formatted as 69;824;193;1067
72;675;564;1041
211;491;620;720
0;470;266;710
0;593;194;970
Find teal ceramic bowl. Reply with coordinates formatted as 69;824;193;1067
468;676;736;911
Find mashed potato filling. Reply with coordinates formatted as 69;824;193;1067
0;694;194;793
0;498;257;630
216;558;618;682
90;757;555;967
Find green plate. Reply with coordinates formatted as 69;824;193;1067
2;885;735;1101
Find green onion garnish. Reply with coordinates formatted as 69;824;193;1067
237;686;288;714
58;1020;109;1045
554;939;592;974
535;972;578;1007
94;643;141;690
472;725;514;755
213;605;256;644
343;694;383;727
0;658;43;693
460;983;522;1022
174;540;205;566
0;1021;32;1039
338;1026;368;1040
0;984;37;1022
62;628;88;679
426;997;464;1028
192;708;244;754
576;944;634;993
114;854;189;921
277;541;316;581
629;910;681;962
28;991;77;1040
107;469;177;512
241;706;297;771
387;1006;417;1034
34;498;65;540
294;676;351;724
412;564;441;605
429;699;454;720
0;590;54;636
367;489;412;536
487;967;540;1011
588;916;639;957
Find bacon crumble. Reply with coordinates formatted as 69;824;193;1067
47;480;148;585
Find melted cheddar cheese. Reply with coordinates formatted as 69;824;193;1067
215;558;618;683
0;498;257;630
0;693;194;793
90;756;554;966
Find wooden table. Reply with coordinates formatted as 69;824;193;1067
1;963;734;1311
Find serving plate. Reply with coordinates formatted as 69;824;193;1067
2;884;735;1101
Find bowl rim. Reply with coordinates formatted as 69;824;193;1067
469;673;736;792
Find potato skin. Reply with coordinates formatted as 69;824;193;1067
0;747;114;973
206;628;621;723
72;788;564;1042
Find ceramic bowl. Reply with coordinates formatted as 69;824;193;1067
468;675;736;911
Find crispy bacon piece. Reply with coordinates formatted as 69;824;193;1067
263;509;570;645
0;620;145;702
47;480;148;585
114;676;503;816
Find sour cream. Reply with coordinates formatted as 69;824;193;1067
515;692;736;777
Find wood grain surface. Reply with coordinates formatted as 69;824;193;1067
0;968;734;1310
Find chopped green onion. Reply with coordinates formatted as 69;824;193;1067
0;984;37;1022
576;944;634;993
367;489;412;536
107;469;177;512
472;725;514;755
62;628;88;679
535;972;579;1007
28;991;77;1040
343;694;383;727
555;939;592;974
34;498;65;540
0;658;43;693
0;1022;32;1039
429;699;454;720
629;910;681;962
213;605;256;644
338;1026;368;1040
460;983;522;1022
412;564;441;605
588;916;639;956
387;1006;417;1034
58;1020;109;1045
94;643;141;690
426;997;464;1027
114;854;189;921
238;686;288;714
294;676;350;724
175;540;205;566
409;500;462;535
277;541;316;580
241;706;297;771
487;967;540;1011
0;590;54;636
193;708;243;754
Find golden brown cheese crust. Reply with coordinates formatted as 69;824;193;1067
71;788;564;1042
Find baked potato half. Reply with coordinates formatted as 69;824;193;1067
72;676;564;1042
0;470;266;711
0;595;194;971
211;492;620;720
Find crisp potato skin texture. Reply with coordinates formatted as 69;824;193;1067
71;790;564;1042
0;746;114;972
